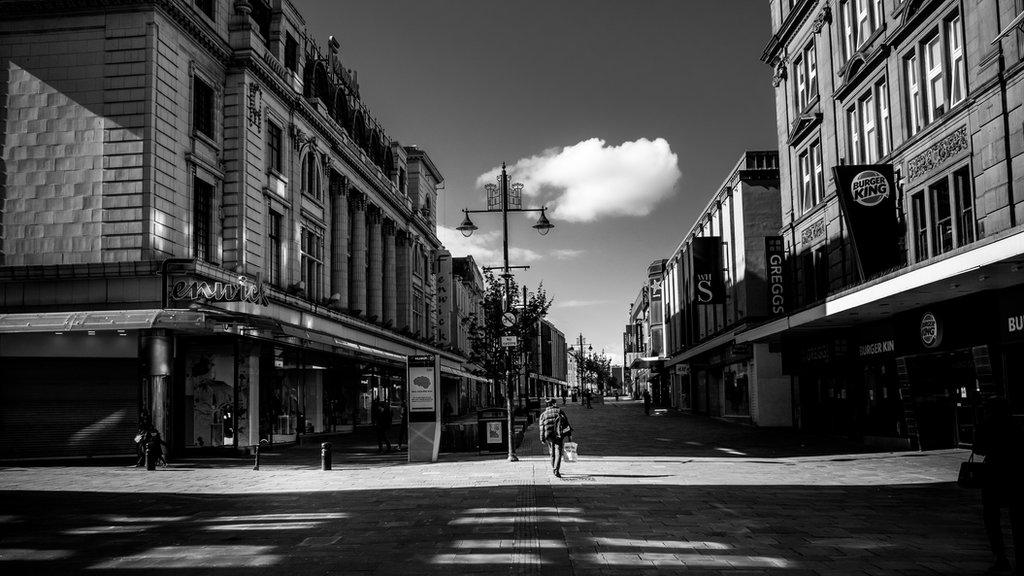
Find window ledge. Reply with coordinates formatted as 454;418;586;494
192;129;220;151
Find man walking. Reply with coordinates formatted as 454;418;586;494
538;398;571;478
643;389;652;416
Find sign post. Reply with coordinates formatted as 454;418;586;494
407;354;441;463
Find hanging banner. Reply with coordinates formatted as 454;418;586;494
765;236;786;316
691;236;724;304
832;164;903;279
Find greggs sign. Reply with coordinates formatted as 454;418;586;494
833;164;903;279
765;236;786;315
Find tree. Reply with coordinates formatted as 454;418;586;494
463;271;552;461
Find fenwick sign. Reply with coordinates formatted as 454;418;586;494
833;164;903;279
170;277;270;307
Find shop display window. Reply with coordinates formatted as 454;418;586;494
184;344;236;448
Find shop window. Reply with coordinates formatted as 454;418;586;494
193;177;213;262
267;209;282;286
904;12;967;136
284;32;299;74
793;41;817;110
798;140;824;215
300;151;322;201
301;223;324;301
192;76;215;139
195;0;214;20
911;165;976;262
266;121;282;174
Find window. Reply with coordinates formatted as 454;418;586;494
195;0;214;20
905;14;967;135
285;33;299;73
192;76;215;139
413;288;424;335
911;165;975;262
906;53;921;135
847;80;891;162
912;191;928;262
413;245;423;277
954;167;975;246
840;0;883;60
267;122;282;173
250;0;272;47
301;152;321;201
798;140;824;215
193;177;213;261
948;15;966;107
929;178;953;255
793;42;818;110
300;224;324;301
267;210;282;287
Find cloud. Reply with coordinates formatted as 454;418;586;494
476;137;681;222
550;248;585;260
437;225;541;266
553;299;609;309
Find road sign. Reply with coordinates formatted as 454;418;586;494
501;336;518;347
501;311;517;327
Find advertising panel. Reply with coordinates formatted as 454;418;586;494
407;354;437;413
691;236;724;304
832;164;903;279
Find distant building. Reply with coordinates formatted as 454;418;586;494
525;319;568;399
625;260;667;402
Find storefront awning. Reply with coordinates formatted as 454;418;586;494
628;356;665;370
279;325;407;364
441;366;492;384
528;373;568;386
0;309;204;333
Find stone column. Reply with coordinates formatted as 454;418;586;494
396;230;412;331
383;218;397;327
349;192;367;314
367;205;383;321
330;177;349;310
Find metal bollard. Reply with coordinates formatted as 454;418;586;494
253;439;268;471
321;442;332;470
144;440;156;471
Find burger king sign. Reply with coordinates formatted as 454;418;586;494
832;163;902;279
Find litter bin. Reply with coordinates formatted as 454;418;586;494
477;408;509;454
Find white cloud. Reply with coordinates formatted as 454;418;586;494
476;137;681;222
551;248;585;260
553;299;608;309
437;225;541;267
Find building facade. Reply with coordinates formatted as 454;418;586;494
0;0;467;459
524;318;568;399
758;0;1024;448
661;151;790;426
625;260;667;402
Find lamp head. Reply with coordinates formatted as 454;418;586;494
532;207;554;235
456;210;477;237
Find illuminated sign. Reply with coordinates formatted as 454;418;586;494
170;277;270;307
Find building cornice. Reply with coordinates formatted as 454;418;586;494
761;0;818;66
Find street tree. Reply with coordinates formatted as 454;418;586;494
463;270;552;461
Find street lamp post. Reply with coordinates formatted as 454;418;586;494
457;163;553;462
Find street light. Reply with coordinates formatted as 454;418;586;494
459;162;554;462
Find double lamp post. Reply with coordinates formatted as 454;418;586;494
457;162;553;462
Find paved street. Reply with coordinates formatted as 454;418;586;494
0;399;999;575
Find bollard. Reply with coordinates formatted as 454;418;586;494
321;442;332;470
253;443;261;471
144;440;156;471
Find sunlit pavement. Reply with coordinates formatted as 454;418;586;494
0;399;998;575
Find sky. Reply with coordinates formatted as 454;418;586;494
300;0;779;365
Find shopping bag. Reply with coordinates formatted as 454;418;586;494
563;441;578;463
957;452;985;489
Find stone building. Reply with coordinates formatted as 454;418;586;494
625;260;667;403
756;0;1024;448
661;151;790;426
0;0;467;458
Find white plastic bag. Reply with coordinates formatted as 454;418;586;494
563;441;578;462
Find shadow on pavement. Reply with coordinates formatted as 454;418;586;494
0;481;993;575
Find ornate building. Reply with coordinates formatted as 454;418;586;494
757;0;1024;448
0;0;468;458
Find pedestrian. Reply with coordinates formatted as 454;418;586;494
561;389;567;405
643;389;652;416
397;399;408;451
973;396;1023;574
374;399;392;453
583;389;591;409
538;398;571;478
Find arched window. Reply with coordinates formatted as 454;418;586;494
301;151;322;201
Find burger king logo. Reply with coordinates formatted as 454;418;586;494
851;170;890;207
